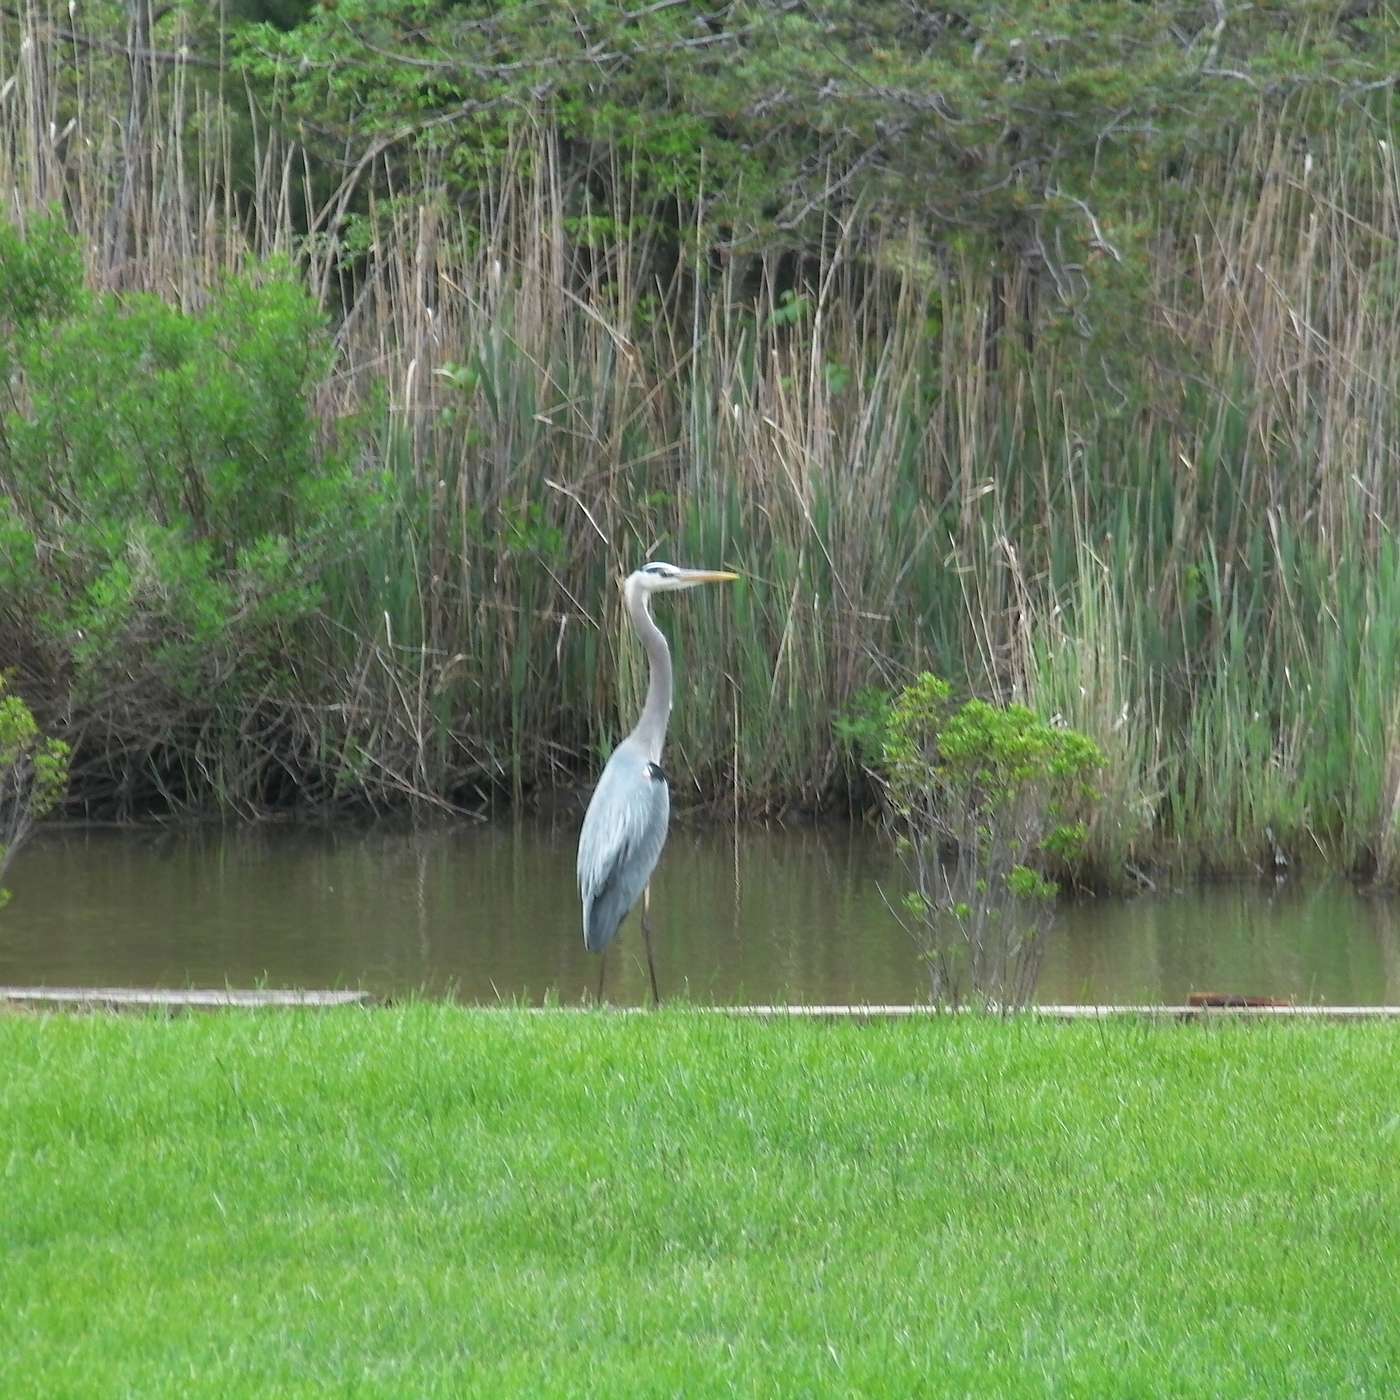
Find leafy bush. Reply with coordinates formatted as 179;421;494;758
0;673;69;906
871;675;1103;1011
0;215;84;379
0;219;377;810
230;0;1396;344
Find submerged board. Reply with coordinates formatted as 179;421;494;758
0;986;374;1010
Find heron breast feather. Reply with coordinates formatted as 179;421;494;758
577;752;670;951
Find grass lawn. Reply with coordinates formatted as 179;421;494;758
3;1007;1398;1397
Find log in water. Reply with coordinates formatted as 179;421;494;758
0;987;373;1010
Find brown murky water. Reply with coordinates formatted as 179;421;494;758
3;823;1399;1005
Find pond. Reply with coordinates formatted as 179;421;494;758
3;823;1399;1006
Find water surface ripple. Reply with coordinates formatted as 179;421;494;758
3;825;1398;1006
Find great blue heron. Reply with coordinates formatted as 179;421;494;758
577;562;738;1004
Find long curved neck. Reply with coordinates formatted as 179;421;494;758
624;578;672;761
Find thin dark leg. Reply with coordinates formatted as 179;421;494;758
595;950;607;1005
641;884;661;1007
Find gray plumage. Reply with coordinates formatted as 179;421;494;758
577;741;669;952
577;563;737;983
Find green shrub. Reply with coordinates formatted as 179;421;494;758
0;221;378;808
874;675;1104;1010
0;213;85;379
0;673;69;907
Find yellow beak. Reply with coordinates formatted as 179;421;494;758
684;570;740;584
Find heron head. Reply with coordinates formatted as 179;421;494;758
626;562;740;594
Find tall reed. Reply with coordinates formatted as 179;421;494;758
4;6;1400;876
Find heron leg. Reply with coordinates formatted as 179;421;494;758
641;884;661;1007
595;950;607;1006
